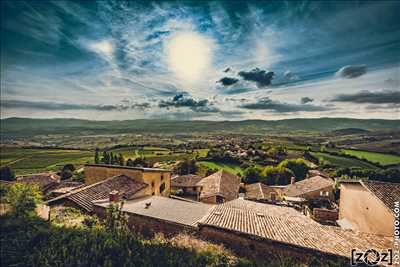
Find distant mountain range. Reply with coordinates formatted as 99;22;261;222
1;117;399;138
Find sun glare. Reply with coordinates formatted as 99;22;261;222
165;31;213;83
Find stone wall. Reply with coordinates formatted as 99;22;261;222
313;208;338;223
142;172;171;197
84;165;143;185
199;225;345;265
300;185;334;200
94;204;194;238
200;195;216;204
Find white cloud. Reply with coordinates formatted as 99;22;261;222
87;39;114;58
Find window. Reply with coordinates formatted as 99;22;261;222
159;182;165;193
151;182;155;187
161;174;164;181
320;191;323;196
270;192;276;201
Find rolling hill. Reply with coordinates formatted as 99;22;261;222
1;117;399;138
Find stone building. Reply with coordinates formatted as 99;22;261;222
196;170;241;204
47;175;148;213
339;180;399;236
282;175;334;201
171;174;204;199
198;199;393;264
15;172;60;193
244;182;282;202
93;195;214;237
84;164;171;197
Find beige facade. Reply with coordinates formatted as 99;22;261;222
84;164;171;197
339;182;394;236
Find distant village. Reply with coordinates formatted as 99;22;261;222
1;160;397;265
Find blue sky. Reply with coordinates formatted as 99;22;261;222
1;0;399;120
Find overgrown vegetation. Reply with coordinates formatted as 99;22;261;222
3;182;42;218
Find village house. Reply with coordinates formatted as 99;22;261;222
338;180;400;236
244;182;283;203
282;175;335;201
48;181;85;197
196;170;241;204
170;174;204;199
92;195;393;265
84;164;171;197
197;199;393;264
47;175;148;213
93;195;214;237
15;172;60;193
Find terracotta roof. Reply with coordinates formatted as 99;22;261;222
17;173;59;192
197;170;241;201
245;183;280;200
308;169;330;179
94;196;214;227
47;175;148;212
283;176;334;197
171;174;204;187
50;181;85;194
199;199;393;258
341;180;400;213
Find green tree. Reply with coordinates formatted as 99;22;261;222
261;166;294;185
105;202;128;233
242;166;263;184
0;166;15;181
278;159;309;181
60;164;75;180
118;153;124;166
94;148;100;164
174;159;198;175
5;183;42;218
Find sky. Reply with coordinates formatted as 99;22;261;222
1;0;399;121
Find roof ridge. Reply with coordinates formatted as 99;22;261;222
47;174;141;203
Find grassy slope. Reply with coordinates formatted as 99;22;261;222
198;161;243;175
2;117;400;137
342;149;400;165
311;152;378;169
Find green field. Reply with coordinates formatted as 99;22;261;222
342;149;400;166
198;161;243;175
0;148;93;175
1;147;210;175
310;152;378;169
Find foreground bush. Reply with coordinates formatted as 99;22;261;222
0;215;258;267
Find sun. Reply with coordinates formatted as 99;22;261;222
165;31;213;83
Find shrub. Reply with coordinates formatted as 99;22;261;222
5;183;42;218
261;166;294;185
0;166;15;181
278;159;309;181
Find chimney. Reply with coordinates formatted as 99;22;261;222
290;177;296;185
109;190;120;202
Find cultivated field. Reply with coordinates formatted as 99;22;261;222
310;152;378;169
0;148;93;175
342;149;400;166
